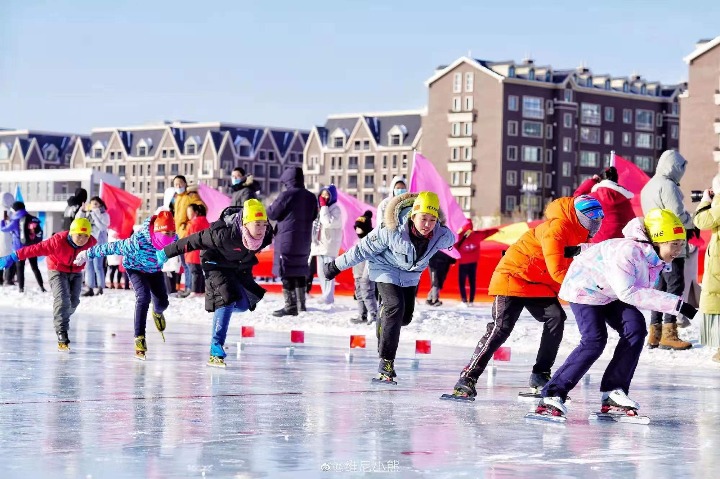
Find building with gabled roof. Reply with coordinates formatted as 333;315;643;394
0;129;89;171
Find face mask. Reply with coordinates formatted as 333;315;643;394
175;187;186;195
232;178;242;186
394;188;407;196
151;232;175;250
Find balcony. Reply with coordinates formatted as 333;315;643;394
446;111;476;123
447;135;477;148
447;160;475;172
305;164;323;175
715;90;720;105
715;118;720;135
450;186;474;197
714;148;720;163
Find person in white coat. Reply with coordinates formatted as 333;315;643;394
309;185;343;305
77;196;111;296
0;192;16;286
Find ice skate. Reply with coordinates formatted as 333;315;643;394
440;376;476;402
207;356;226;368
526;396;567;423
134;335;147;361
57;342;70;352
372;359;397;385
152;311;166;342
57;331;70;352
589;389;649;423
519;372;551;399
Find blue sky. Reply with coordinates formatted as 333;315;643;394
1;0;718;134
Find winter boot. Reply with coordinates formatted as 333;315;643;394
350;315;367;324
536;396;567;417
273;288;298;317
295;287;306;312
82;288;94;297
452;376;477;398
96;288;103;296
377;358;397;380
57;331;70;352
601;389;640;415
659;323;692;350
152;311;166;342
134;336;147;360
529;372;552;391
647;323;661;349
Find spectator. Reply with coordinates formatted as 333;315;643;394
106;229;124;289
574;166;636;243
62;188;88;231
77;196;111;296
694;188;720;362
0;192;15;286
1;201;46;293
169;175;205;298
350;210;377;324
377;176;408;227
426;250;455;306
230;167;260;207
309;185;343;305
455;221;499;306
185;204;210;296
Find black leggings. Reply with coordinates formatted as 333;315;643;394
17;257;44;290
376;283;417;361
458;262;477;303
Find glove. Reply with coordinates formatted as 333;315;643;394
318;196;328;207
156;249;168;267
679;302;698;320
0;252;18;269
564;246;582;258
323;260;341;280
74;250;88;266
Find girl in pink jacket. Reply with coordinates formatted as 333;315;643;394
534;209;697;420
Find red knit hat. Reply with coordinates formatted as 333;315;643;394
154;211;176;233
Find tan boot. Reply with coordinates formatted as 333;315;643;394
712;348;720;363
659;323;692;350
647;323;661;349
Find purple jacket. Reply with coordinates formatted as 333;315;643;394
1;209;27;252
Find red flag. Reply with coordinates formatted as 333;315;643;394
493;346;511;361
241;326;255;338
613;154;650;217
415;340;432;355
349;335;366;349
100;182;142;239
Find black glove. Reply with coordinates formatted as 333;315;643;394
564;246;582;258
323;260;341;280
679;302;698;320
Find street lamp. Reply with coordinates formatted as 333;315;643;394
521;176;538;222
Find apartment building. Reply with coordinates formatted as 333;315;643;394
0;129;89;171
422;56;683;221
680;36;720;201
303;111;422;205
70;121;308;220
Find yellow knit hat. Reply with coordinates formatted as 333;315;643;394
644;209;686;243
242;199;268;224
411;192;440;219
69;217;92;236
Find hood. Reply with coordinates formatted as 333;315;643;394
11;209;27;221
75;188;88;204
591;179;634;199
389;176;407;197
1;192;14;210
384;192;446;231
280;167;304;189
545;197;583;230
319;184;338;206
622;217;651;242
654;150;686;183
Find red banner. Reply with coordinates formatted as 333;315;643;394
100;182;142;239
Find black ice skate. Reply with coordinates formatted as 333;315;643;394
518;372;551;399
440;376;477;402
372;359;397;385
57;331;70;352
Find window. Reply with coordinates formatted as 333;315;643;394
505;195;517;212
452;123;461;137
564;89;573;102
353;140;361;151
671;103;679;115
561;186;572;197
506;170;518;186
451;172;461;186
364;194;374;204
202;160;213;175
603;154;612;167
620;109;632;125
563;137;573;152
185;143;196;155
465;72;474;92
259;150;266;160
451;147;459;161
528;69;535;81
453;73;462;93
622;132;632;147
254;164;265;176
508;121;518;136
157;164;165;175
508;66;516;77
521;146;542;163
604;131;614;145
508;95;519;111
109;151;116;160
562;162;572;177
579;151;600;167
522;96;544;119
268;151;275;161
118;165;125;176
161;149;168;158
636;109;654;130
635;133;653;149
139;181;143;193
563;113;573;128
138;164;144;176
580;103;601;125
105;165;113;174
545;173;552;188
390;134;401;146
605;107;615;122
463;123;473;136
545;149;553;164
463;171;472;185
348;156;359;169
464;96;473;111
156;180;165;193
348;175;358;188
269;181;280;193
392;155;397;169
671;125;678;139
522;121;543;138
363;140;370;150
506;145;518;161
464;147;472;160
402;154;408;170
635;156;653;172
0;143;9;160
452;97;461;112
332;136;344;148
364;175;375;187
656;136;663;150
169;149;175;158
580;127;601;144
545;125;553;140
382;155;388;168
132;164;136;176
656;113;663;127
269;165;280;178
93;148;103;158
364;155;375;169
623;82;629;93
605;79;611;90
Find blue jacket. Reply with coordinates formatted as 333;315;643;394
87;216;176;273
1;209;27;252
335;193;455;287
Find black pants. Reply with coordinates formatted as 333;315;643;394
127;270;169;337
108;265;121;284
376;282;417;361
1;263;16;285
189;264;205;294
458;262;477;303
460;296;566;380
650;257;685;325
17;257;44;290
282;276;307;290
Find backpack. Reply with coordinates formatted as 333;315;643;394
20;214;43;245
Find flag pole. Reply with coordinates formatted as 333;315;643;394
610;150;615;168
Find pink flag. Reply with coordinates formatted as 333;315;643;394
197;183;231;222
336;189;376;251
409;152;464;257
613;153;650;216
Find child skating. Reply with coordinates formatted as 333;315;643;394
324;192;455;383
75;211;177;360
531;209;697;423
157;199;273;367
0;218;96;350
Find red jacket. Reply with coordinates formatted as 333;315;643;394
184;216;211;264
574;178;637;243
455;228;499;264
17;231;97;273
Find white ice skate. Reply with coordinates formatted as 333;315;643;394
525;396;567;423
589;389;649;425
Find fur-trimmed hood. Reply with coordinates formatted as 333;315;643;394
383;192;447;231
591;179;634;199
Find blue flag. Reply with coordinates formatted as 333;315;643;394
14;185;23;203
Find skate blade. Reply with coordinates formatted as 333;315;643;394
589;412;649;425
135;353;146;361
57;346;71;353
207;362;227;368
371;377;397;385
159;331;166;343
524;412;567;424
440;393;475;402
518;391;541;399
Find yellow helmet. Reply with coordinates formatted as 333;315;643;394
242;199;268;224
411;192;440;219
644;209;686;243
69;217;92;236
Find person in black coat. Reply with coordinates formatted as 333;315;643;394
230;167;261;207
159;199;273;368
267;167;317;317
426;250;456;306
62;188;88;231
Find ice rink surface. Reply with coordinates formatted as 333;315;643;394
1;302;720;479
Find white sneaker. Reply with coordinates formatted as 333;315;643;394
601;389;639;410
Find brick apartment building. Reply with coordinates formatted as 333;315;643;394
70;121;308;220
303;111;422;205
0;129;88;171
421;56;684;222
680;35;720;203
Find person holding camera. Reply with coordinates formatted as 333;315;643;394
574;166;636;243
640;150;694;350
693;188;720;362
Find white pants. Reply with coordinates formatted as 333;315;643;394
316;255;336;304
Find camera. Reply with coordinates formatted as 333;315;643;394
690;190;714;202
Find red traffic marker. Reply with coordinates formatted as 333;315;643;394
350;335;366;349
241;326;255;338
415;340;431;355
290;330;305;344
493;346;511;361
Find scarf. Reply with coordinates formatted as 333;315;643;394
242;226;264;251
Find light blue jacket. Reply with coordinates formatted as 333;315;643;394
335;194;455;287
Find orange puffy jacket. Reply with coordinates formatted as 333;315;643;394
488;197;591;297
